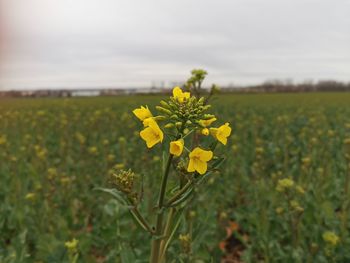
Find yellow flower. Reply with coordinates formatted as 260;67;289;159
210;123;232;145
0;135;7;145
173;87;190;103
323;231;339;246
140;118;164;148
201;128;209;136
170;139;184;156
88;146;98;155
142;117;155;127
25;193;36;201
65;238;79;250
276;178;294;192
199;117;217;127
133;106;153;121
187;147;213;175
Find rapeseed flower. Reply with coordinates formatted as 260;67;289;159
173;87;190;103
25;193;36;201
199;117;217;127
170;139;184;156
210;123;232;145
323;231;339;246
133;106;153;121
276;178;294;192
187;147;213;175
65;238;79;250
140;118;163;148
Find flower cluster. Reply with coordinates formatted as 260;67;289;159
323;231;340;246
133;86;231;175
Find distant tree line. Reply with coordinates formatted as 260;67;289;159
1;80;350;98
224;80;350;93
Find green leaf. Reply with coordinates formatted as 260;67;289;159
160;207;185;260
168;187;194;207
94;187;129;206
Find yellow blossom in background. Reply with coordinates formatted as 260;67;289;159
199;117;217;127
344;138;350;145
107;154;115;162
88;146;98;155
153;156;160;162
60;177;71;185
140;118;164;148
172;87;190;103
302;157;311;166
25;193;36;201
114;163;125;169
276;178;295;192
48;168;58;180
290;200;304;212
275;207;284;214
65;238;79;250
75;132;86;145
323;231;339;246
0;135;7;145
133;106;153;121
169;139;184;156
187;147;213;175
210;123;232;145
36;147;47;160
296;185;305;195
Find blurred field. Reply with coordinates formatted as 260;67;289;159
1;93;350;262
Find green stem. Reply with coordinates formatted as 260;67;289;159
130;207;154;234
150;154;174;263
166;181;192;206
159;208;176;263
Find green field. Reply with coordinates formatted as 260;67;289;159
1;93;350;262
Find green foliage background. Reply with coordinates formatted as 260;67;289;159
1;93;350;262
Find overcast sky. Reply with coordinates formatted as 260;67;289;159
0;0;349;90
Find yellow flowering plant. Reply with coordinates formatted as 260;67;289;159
97;70;231;263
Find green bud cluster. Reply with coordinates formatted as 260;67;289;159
109;169;136;194
157;95;212;133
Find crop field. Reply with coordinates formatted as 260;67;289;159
1;93;350;262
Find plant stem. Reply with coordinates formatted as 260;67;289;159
150;154;173;263
166;181;192;206
130;207;154;234
159;208;176;263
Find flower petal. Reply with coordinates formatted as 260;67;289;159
140;127;159;148
199;150;213;162
172;87;182;98
194;159;207;175
187;158;195;172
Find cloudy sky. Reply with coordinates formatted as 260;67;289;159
0;0;349;90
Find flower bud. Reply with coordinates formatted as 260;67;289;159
160;100;171;109
170;114;179;120
156;106;172;115
201;128;209;136
203;114;215;120
175;122;182;128
154;115;166;121
203;105;211;110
